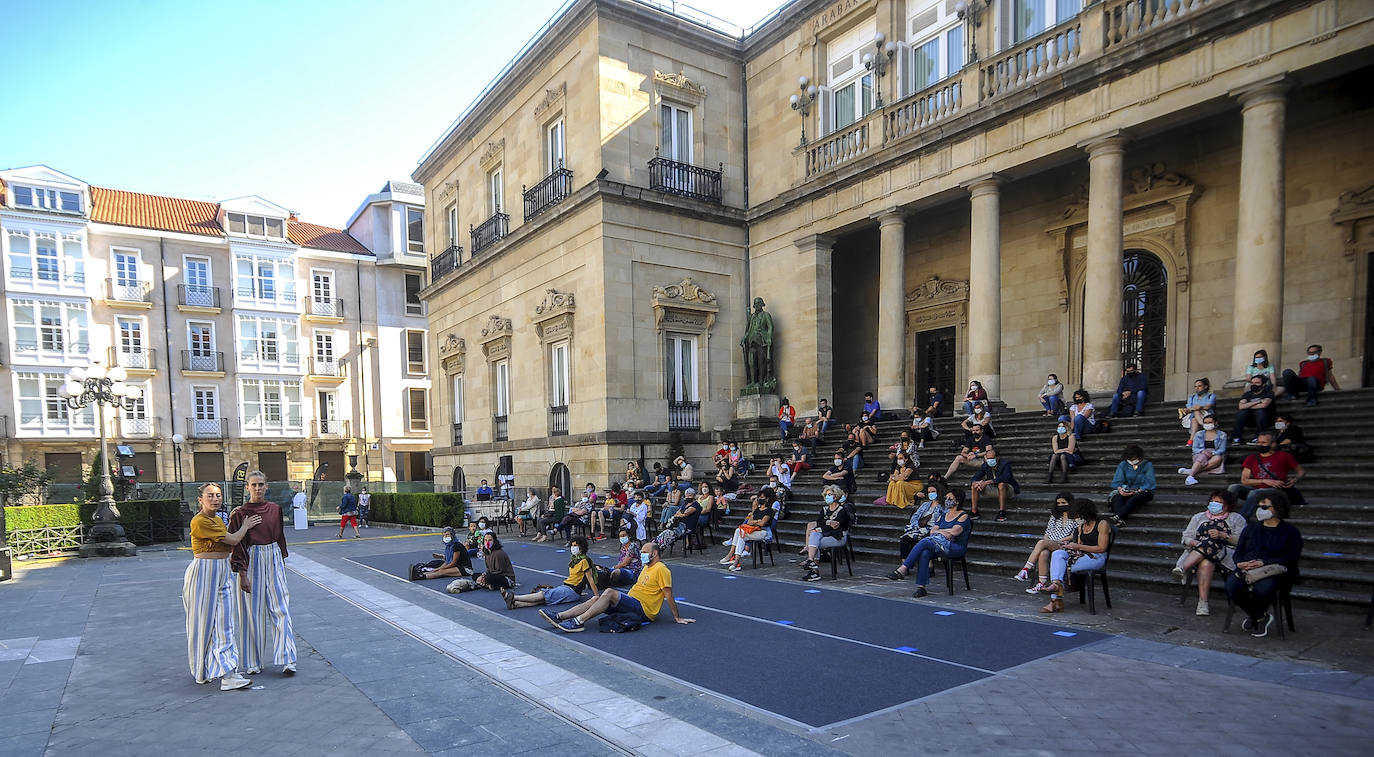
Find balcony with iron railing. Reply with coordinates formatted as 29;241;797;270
668;400;701;431
121;416;156;437
523;165;574;221
649;152;723;203
187;417;228;439
315;419;350;438
452;422;463;446
303;296;345;321
113;347;157;372
493;415;508;442
234;285;297;311
471;211;510;254
105;278;153;305
178;284;222;310
431;244;462;283
181;350;224;373
238;348;302;373
308;356;346;379
549;405;568;436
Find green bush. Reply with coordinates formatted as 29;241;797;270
369;492;466;528
4;504;80;533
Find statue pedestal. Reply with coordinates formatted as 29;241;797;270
733;393;779;432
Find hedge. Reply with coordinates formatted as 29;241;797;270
368;492;466;528
4;504;80;533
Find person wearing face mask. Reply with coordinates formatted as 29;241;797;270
800;486;853;582
789;442;813;476
1046;420;1080;484
517;488;542;537
1232;376;1275;444
1016;492;1079;593
719;494;775;571
800;417;821;449
1282;344;1339;406
419;526;474;581
1107;444;1156;525
1038;374;1065;416
1272;413;1313;463
822;452;856;494
1107;363;1148;418
1039;498;1111;614
715;459;741;496
1183;378;1216;437
1225;491;1302;637
816;397;834;437
961;381;988;417
944;428;991;481
534;486;568;542
909;407;935;449
882;452;922;509
1246;349;1278;393
653;488;703;550
899;483;947;560
768;457;794;490
504;535;596;610
960;403;996;441
474;534;516;593
1062;391;1099;441
778;397;796;440
628;493;650;542
606;527;644;585
849;413;878;448
1173;491;1247;616
727;444;753;476
1229;430;1307;520
1179;413;1228;486
862;391;882;421
541;543;694;632
887;488;970;598
969;443;1019;522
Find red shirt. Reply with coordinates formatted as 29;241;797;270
1241;451;1299;489
778;405;795;422
1297;357;1334;389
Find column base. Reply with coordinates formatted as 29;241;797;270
734;393;780;424
79;541;137;558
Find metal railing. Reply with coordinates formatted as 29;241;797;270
523;165;574;221
178;284;221;308
668;400;701;431
13;339;88;356
114;347;156;370
471;211;510;253
304;296;345;318
309;356;345;377
5;524;83;557
549;405;568;436
649;155;723;202
17;266;85;284
431;244;461;282
188;417;229;439
980;19;1082;101
106;278;153;303
452;422;464;446
315;419;349;437
239;349;302;370
121;416;156;436
235;286;296;307
494;415;509;442
182;350;224;372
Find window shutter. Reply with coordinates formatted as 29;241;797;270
818;85;835;136
895;41;913;99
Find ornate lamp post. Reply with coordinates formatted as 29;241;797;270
59;361;142;556
790;76;819;148
955;0;988;63
862;32;898;108
171;433;186;509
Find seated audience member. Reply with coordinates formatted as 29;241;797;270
822;452;856;494
961;403;996;440
1047;420;1081;484
474;480;495;500
1232;375;1275;443
862;391;882;421
709;483;731;520
1184;378;1216;436
813;398;834;438
645;464;670;498
1282;344;1340;406
943;432;990;481
789;441;813;476
517;488;541;536
898;482;947;560
1172;490;1247;617
534;486;567;542
768;457;794;490
1064;390;1099;440
886;488;970;598
628;492;651;542
694;487;716;529
1108;364;1148;418
799;488;853;582
1015;492;1078;593
593;486;626;541
727;443;753;476
848;413;878;448
502;535;596;609
839;439;864;472
715;461;741;496
1039;374;1065;416
884;452;922;508
909;407;935;449
582;483;600;508
778;397;796;440
886;433;916;475
800;417;821;448
474;534;516;592
625;462;647;490
1247;349;1280;396
418;526;473;580
719;494;775;571
924;386;945;418
1038;498;1111;614
653;490;703;550
538;544;694;632
1225;491;1302;638
556;497;594;543
969;444;1019;522
1273;413;1313;463
1108;444;1156;525
608;527;643;586
961;381;988;417
674;456;695;487
1228;431;1306;520
1179;414;1228;486
659;485;685;528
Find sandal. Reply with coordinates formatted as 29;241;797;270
887;569;906;581
1039;597;1064;613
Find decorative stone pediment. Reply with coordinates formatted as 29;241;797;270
1061;162;1195;219
534;83;566;119
438;179;459;203
651;277;718;336
534;289;575;344
653;70;706;105
534;288;575;318
652;278;717;306
1333;183;1374;261
904;276;969;309
480;315;512;361
440;333;466;373
478;139;505;168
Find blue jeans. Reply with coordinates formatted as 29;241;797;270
1049;550;1107;582
1225;573;1284;623
903;536;966;586
780;420;792;439
1065;414;1097;441
1109;390;1146;416
817;419;831;436
962;401;979;416
847;454;863;472
1281;370;1322;404
1040;395;1062;415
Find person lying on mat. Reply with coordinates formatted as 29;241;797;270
419;526;472;580
539;543;694;632
501;535;596;610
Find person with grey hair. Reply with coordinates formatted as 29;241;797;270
228;471;298;676
800;486;852;582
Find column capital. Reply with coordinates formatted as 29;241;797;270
963;173;1003;197
793;233;836;252
1232;74;1291;110
871;207;905;227
1078;131;1128;158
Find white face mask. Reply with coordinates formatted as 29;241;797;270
1203;423;1216;431
1254;508;1274;521
1127;459;1141;466
985;457;997;466
1047;379;1056;385
477;522;487;530
1307;354;1320;362
834;459;843;466
570;546;581;555
1275;422;1287;430
442;536;453;544
1057;425;1068;435
619;535;630;544
1254;357;1265;364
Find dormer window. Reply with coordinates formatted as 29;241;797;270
12;185;81;213
226;212;285;240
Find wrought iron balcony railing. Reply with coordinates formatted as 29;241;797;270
114;347;156;370
304;296;345;319
315;419;349;437
648;154;722;203
471;211;510;254
309;357;346;378
182;350;224;373
431;244;461;282
177;284;221;309
493;415;509;442
188;417;228;439
106;278;153;303
549;405;569;436
452;422;463;446
523;165;574;221
668;400;701;431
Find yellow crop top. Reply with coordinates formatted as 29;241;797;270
190;512;230;554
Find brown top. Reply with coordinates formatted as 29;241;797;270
483;548;516;579
227;500;288;573
190;512;229;555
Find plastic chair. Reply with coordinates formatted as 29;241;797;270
1072;524;1117;615
750;526;776;568
938;554;972;596
825;532;853;579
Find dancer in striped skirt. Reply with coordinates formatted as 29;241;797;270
183;482;261;691
230;471;298;675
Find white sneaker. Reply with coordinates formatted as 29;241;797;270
282;663;296;675
1171;567;1187;584
1195;600;1210;616
739;549;751;559
722;540;733;546
719;556;734;565
220;673;252;691
1177;467;1190;475
1185;476;1198;486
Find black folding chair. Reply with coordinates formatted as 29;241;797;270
1073;524;1117;615
1224;582;1296;639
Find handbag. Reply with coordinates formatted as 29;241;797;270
1242;563;1288;584
739;524;760;534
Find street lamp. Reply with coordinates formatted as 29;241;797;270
861;32;898;108
59;360;142;553
955;0;988;63
789;75;819;147
171;433;186;509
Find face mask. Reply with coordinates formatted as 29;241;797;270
1055;502;1069;512
985;457;997;466
639;552;652;564
927;491;938;501
478;522;487;530
1254;357;1265;364
619;535;630;544
1047;379;1056;385
1207;502;1224;515
1307;354;1320;361
1255;508;1274;521
861;415;869;422
484;541;493;550
824;495;835;504
1127;459;1141;466
834;459;843;466
442;536;453;544
974;407;984;414
1203;423;1216;431
1275;422;1287;430
1256;444;1271;453
1250;385;1263;392
1057;425;1068;435
570;546;582;556
944;499;957;507
897;459;907;467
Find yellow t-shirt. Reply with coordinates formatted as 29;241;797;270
190;512;229;554
564;556;592;590
628;561;672;621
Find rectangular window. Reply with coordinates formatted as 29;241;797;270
235;255;294;305
407;206;425;253
405;330;427;374
193;387;218;420
117;317;149;368
238;315;299;369
16;372;93;430
550;341;570;407
113;248;140;286
8;231;85;286
239;379;303;432
947;24;965;74
188;322;215;356
9;299;88;357
184;256;214;306
11;186;81;213
314;331;334;362
494;360;510;416
408;388;429;432
451;374;464;425
225;212;285;239
445;203;458;247
912;36;940;91
665;334;698;402
546;118;566;172
36;238;59;281
487;168;503;215
1014;0;1081;43
659;103;692;162
405;273;424;315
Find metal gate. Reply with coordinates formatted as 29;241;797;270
1120;250;1168;398
915;326;957;408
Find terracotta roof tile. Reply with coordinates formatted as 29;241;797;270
288;220;372;255
90;186;223;237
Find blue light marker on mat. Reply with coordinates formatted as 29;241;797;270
543;569;557;574
933;610;955;616
555;549;567;553
804;589;821;594
722;575;738;580
675;597;686;601
1053;631;1077;637
1323;552;1344;557
895;646;919;653
1018;533;1038;538
776;620;795;626
1153;542;1173;547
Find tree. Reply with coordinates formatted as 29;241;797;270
0;460;55;506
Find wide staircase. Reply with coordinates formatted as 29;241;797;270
728;390;1374;610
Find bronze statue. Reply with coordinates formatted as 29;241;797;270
740;297;776;395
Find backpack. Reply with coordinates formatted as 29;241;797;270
446;577;478;593
408;559;444;580
598;609;645;633
590;564;614;590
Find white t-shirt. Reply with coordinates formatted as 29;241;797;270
292;491;307;511
629;502;650;541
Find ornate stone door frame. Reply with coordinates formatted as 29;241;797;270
651;278;719;403
1333;184;1374;383
903;276;969;404
534;289;576;408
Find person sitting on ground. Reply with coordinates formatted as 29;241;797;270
961;381;988;417
1039;374;1065;417
502;535;597;610
778;396;796;440
653;489;703;550
898;482;947;560
800;417;821;448
673;456;695;488
1184;378;1216;436
418;526;473;580
1047;420;1081;484
628;491;650;542
1282;343;1340;406
1038;497;1112;614
1179;413;1228;486
816;397;834;436
886;487;970;598
944;429;991;481
1232;375;1275;443
1229;431;1307;520
969;443;1019;522
862;391;882;421
822;451;856;494
1064;390;1099;440
1273;412;1313;463
516;488;542;537
768;456;794;490
924;385;945;418
556;496;594;543
961;402;997;440
534;486;567;542
1225;490;1302;638
789;441;813;476
1108;444;1156;525
465;519;488;557
883;451;922;509
719;494;775;571
1015;492;1079;594
1108;363;1148;418
1247;349;1281;397
848;412;878;448
1173;490;1247;617
539;543;694;632
800;487;853;582
607;527;643;586
909;407;935;449
474;534;516;592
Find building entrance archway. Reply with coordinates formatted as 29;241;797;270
1121;250;1168;399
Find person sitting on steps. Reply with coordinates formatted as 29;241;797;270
961;402;996;440
969;443;1019;522
944;429;991;481
1228;431;1307;520
924;386;945;418
862;391;882;421
1016;492;1079;594
1047;420;1081;484
1039;497;1111;614
1039;373;1065;416
1273;412;1313;463
1281;344;1340;406
1107;444;1156;526
1184;377;1216;438
1179;413;1228;486
909;407;935;449
1232;375;1275;444
1063;390;1100;441
1108;363;1148;418
822;451;856;494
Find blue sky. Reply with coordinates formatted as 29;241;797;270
3;0;782;229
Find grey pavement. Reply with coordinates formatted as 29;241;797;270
0;524;1370;756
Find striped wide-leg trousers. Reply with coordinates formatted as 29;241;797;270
234;544;297;671
182;557;239;683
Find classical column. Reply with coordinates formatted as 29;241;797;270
874;209;907;410
1080;134;1128;394
966;175;1002;400
793;234;836;412
1231;80;1288;375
